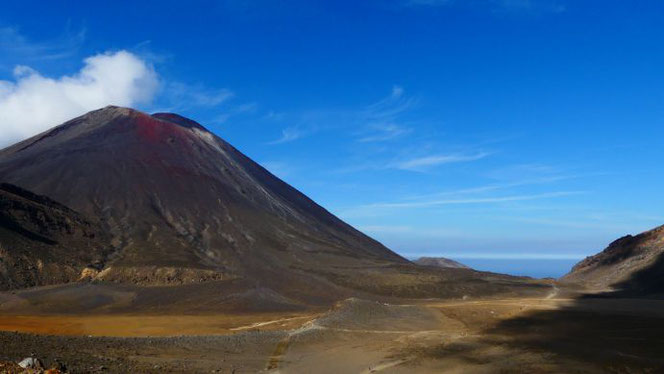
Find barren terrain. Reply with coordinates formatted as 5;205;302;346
1;284;662;373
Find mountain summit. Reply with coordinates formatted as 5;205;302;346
0;106;406;288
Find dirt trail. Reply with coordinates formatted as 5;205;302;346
264;285;584;373
229;316;313;331
545;285;560;299
265;320;320;371
360;358;412;373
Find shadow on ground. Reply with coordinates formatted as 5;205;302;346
483;300;664;372
425;257;664;373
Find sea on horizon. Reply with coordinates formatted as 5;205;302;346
456;258;580;279
409;256;581;279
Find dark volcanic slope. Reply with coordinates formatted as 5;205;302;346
561;225;664;293
0;106;406;287
0;183;109;289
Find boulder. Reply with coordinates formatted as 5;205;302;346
18;357;44;369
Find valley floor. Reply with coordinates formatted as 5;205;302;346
0;287;663;373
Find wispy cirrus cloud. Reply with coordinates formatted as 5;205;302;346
357;123;412;143
161;81;234;110
402;174;572;201
212;102;258;124
149;81;243;126
362;85;416;121
339;159;590;220
268;85;416;144
268;126;304;144
356;85;416;143
0;26;86;63
332;151;489;174
340;191;588;219
393;152;489;171
357;191;585;210
266;109;330;144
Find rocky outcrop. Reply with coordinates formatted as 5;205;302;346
561;225;664;294
0;183;110;290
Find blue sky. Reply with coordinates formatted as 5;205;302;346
1;0;664;262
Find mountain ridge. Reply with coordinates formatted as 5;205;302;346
561;224;664;294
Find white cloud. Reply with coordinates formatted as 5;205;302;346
0;26;85;62
393;152;489;171
268;126;303;144
163;81;233;109
0;50;159;146
211;102;258;124
332;151;489;174
264;86;416;145
366;191;584;209
357;123;412;142
362;85;417;121
403;174;572;200
390;85;404;98
349;86;416;143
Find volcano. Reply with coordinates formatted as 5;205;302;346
0;106;408;288
0;106;545;307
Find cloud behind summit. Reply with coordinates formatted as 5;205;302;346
0;50;158;146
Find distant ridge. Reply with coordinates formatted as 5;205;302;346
414;257;470;269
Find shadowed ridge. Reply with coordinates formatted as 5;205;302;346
0;183;74;214
0;183;110;289
561;224;664;293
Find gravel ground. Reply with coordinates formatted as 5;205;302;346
0;330;285;373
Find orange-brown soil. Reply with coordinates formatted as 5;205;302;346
0;313;316;337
